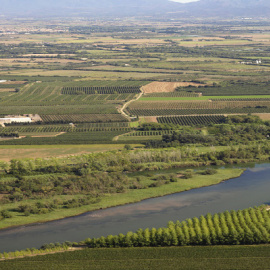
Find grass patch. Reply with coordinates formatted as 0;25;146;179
129;121;140;128
0;144;142;161
118;135;163;141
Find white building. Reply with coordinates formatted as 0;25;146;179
0;117;32;124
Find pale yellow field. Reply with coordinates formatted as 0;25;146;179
253;113;270;121
0;88;15;92
0;69;173;80
142;81;205;93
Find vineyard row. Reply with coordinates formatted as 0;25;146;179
212;98;270;102
126;107;270;116
40;114;128;123
62;86;141;95
129;100;270;110
0;126;132;133
123;130;175;137
144;92;200;98
157;115;226;126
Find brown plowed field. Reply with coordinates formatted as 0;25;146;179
0;88;15;92
143;116;158;123
142;82;205;93
253;113;270;120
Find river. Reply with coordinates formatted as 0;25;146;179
0;163;269;252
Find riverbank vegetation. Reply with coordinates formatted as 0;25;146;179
0;167;243;229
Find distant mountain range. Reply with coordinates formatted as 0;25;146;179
1;0;270;18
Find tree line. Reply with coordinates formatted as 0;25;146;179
82;207;270;248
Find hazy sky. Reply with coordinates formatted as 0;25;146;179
171;0;199;3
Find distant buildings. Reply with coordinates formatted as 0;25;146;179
240;59;262;65
0;117;32;127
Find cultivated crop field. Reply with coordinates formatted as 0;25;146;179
0;130;130;145
0;81;145;118
126;100;270;116
183;83;270;96
0;105;119;115
144;92;200;98
158;115;226;126
1;245;270;270
0;123;131;134
40;114;128;123
61;86;141;95
0;83;136;105
1;19;270;144
140;95;270;101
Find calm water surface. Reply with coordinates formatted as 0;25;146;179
0;163;270;252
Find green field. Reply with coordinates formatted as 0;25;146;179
0;131;130;145
140;95;270;101
118;135;163;141
126;99;270;116
0;81;145;116
1;246;270;270
0;144;142;162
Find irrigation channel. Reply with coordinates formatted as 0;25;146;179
0;163;270;252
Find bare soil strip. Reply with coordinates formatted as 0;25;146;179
31;132;66;138
143;116;158;123
0;81;26;85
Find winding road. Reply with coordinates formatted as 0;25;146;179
119;87;144;120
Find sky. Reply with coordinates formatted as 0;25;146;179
171;0;199;3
